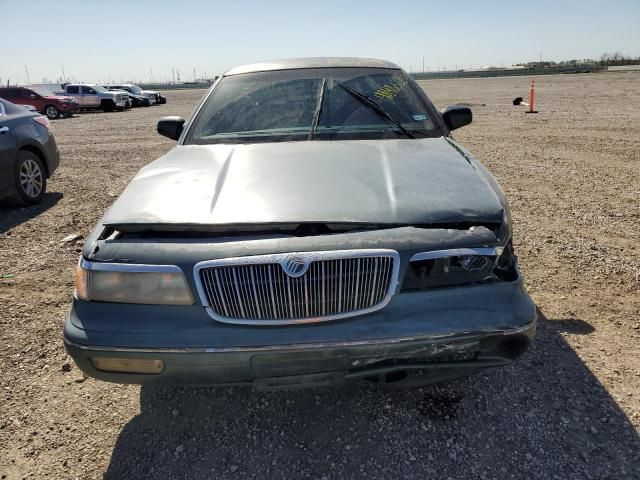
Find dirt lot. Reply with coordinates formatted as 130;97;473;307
1;72;639;479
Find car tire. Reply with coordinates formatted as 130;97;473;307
8;151;47;206
101;100;115;112
44;105;60;119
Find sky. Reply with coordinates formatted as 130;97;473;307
2;0;639;85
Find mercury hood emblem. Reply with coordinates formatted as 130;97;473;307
281;255;309;277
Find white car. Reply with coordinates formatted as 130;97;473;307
62;84;127;111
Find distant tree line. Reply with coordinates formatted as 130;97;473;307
598;52;640;66
513;53;640;69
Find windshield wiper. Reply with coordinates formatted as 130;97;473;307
308;78;327;140
335;82;415;139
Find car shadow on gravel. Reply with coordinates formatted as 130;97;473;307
546;317;595;335
0;192;62;234
104;313;640;480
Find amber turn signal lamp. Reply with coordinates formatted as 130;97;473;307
91;357;164;374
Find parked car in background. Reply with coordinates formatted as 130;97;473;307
0;98;60;205
122;94;132;110
65;58;536;390
61;84;127;112
108;84;166;105
104;86;151;107
0;86;79;119
151;91;166;104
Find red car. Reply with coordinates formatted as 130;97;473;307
0;86;79;119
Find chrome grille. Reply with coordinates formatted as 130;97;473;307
194;250;399;325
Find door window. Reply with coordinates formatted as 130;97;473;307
0;89;18;99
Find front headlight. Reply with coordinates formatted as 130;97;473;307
401;246;515;291
75;259;194;305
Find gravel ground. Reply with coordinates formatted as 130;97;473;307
1;72;639;479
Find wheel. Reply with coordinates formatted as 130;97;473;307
44;105;60;119
9;151;47;205
101;100;114;112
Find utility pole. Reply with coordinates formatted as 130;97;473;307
422;57;424;73
193;67;196;82
24;66;30;84
150;67;153;84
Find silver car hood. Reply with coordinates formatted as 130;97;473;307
102;138;505;229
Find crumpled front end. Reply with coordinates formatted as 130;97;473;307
63;224;536;389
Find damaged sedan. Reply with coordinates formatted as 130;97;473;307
64;57;536;389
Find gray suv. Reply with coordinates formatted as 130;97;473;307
64;58;536;390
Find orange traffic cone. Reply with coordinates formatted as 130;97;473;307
512;79;539;113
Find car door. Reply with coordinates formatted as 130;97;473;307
20;88;41;111
80;86;100;107
0;88;19;104
65;85;81;104
0;101;18;195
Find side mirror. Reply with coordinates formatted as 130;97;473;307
157;116;185;141
29;94;38;99
441;105;472;131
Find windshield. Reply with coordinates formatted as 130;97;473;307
92;85;107;92
30;87;55;97
186;67;444;144
127;85;143;94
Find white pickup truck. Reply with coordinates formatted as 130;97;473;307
61;84;127;111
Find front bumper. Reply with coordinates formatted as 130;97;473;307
42;134;60;176
63;277;537;388
58;103;79;113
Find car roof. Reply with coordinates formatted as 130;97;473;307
224;57;401;76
